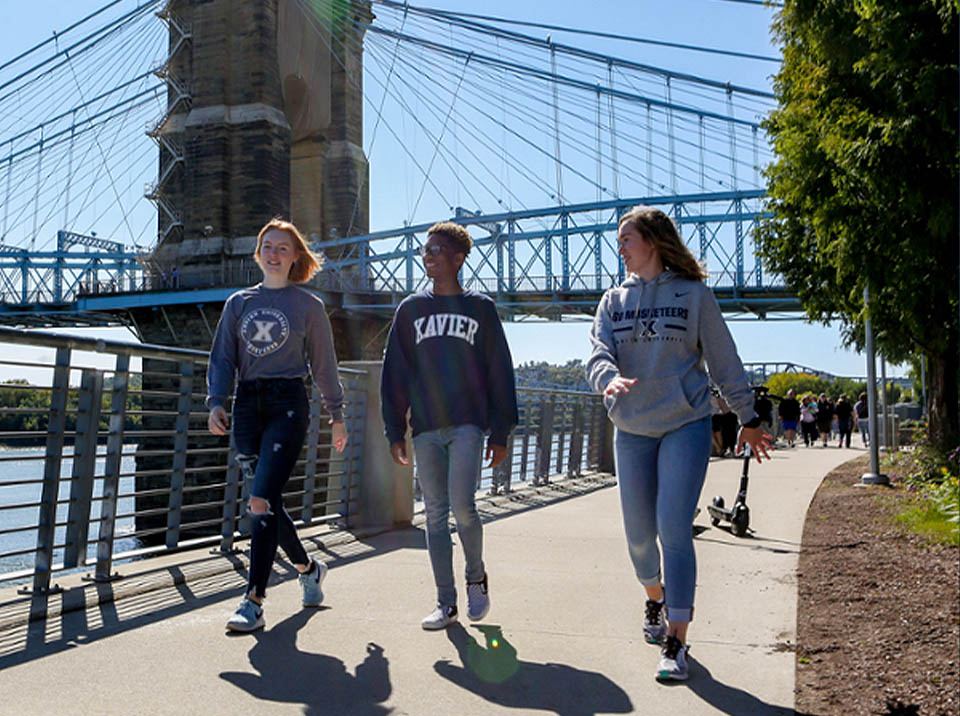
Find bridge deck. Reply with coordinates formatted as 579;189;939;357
0;447;855;715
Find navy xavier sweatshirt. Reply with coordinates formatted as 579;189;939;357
380;289;519;446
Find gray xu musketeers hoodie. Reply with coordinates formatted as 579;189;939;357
587;270;757;438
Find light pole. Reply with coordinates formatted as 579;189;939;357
861;283;888;485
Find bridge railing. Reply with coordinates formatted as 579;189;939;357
0;328;611;619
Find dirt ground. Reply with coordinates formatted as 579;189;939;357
795;454;959;716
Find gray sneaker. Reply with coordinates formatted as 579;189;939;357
299;558;328;607
226;598;264;633
466;573;490;621
656;635;690;681
421;604;458;630
643;599;666;644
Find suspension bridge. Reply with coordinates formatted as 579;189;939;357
0;0;798;335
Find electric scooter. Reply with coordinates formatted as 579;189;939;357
706;443;753;537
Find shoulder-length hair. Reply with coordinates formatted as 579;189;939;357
619;206;707;281
254;218;322;284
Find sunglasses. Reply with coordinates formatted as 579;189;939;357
420;243;451;257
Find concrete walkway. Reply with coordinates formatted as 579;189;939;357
0;445;858;715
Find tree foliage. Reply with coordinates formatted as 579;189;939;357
757;0;958;450
764;372;869;402
515;360;591;392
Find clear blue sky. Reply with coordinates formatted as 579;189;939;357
0;0;900;379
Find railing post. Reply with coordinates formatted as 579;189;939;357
534;397;555;486
599;410;615;474
555;401;567;475
27;346;70;615
94;353;129;581
165;360;193;548
519;428;530;483
339;361;409;530
218;435;242;553
340;377;367;528
301;385;324;524
64;368;103;568
567;401;584;478
491;431;514;495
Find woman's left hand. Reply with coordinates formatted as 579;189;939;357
737;426;773;463
330;419;348;453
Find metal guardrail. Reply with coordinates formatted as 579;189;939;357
0;327;611;621
0;328;367;608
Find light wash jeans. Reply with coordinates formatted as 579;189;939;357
614;416;712;623
413;424;486;607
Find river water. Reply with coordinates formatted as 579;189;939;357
0;445;139;577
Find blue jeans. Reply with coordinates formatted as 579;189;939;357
614;416;711;623
413;424;486;607
233;378;311;599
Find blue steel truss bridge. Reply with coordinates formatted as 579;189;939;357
0;0;797;330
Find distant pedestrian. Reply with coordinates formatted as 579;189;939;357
587;206;771;682
854;392;870;447
816;393;834;448
778;388;800;447
835;394;854;448
380;221;518;633
754;388;774;435
800;395;819;447
207;218;348;633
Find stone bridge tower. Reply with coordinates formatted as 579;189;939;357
140;0;380;358
133;0;383;542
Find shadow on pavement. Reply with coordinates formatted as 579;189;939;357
435;623;632;716
669;655;793;715
220;609;392;716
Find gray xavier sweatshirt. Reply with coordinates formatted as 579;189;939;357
586;270;757;438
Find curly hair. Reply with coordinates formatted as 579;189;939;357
427;221;473;257
254;218;322;284
619;206;707;281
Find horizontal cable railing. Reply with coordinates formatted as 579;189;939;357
0;327;367;612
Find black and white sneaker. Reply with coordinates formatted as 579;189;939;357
421;604;458;630
656;635;690;681
643;599;666;644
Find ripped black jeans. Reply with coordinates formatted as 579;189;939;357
233;378;310;599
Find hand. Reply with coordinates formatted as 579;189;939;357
486;442;507;468
604;376;638;397
390;440;409;466
736;426;774;463
208;405;229;435
330;419;348;453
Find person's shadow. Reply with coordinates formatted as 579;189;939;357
434;623;632;716
676;654;794;715
219;610;392;715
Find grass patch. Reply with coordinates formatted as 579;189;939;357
892;494;960;547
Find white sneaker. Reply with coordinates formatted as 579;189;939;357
226;598;264;633
466;574;490;621
299;558;328;607
656;636;690;681
421;604;458;631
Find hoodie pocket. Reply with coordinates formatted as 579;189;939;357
606;375;695;434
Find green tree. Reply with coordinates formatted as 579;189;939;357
765;372;831;399
757;0;959;453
